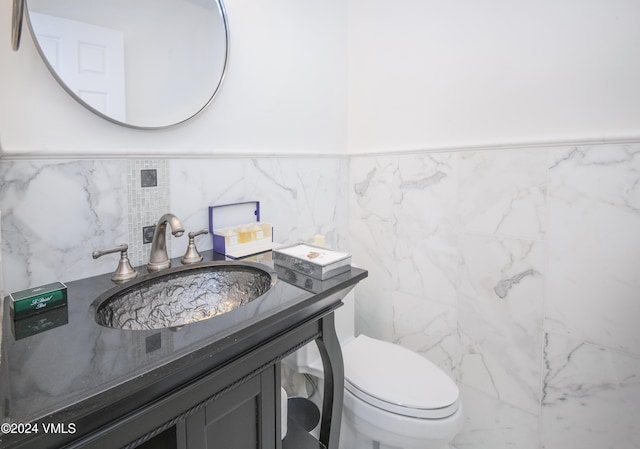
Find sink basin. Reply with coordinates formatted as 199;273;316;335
94;261;277;330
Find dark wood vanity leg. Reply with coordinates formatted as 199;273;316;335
315;312;344;449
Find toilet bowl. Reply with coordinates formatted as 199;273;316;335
285;288;462;449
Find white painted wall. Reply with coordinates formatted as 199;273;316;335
0;0;348;156
6;1;637;157
348;0;640;153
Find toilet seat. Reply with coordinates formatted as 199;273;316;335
342;335;460;419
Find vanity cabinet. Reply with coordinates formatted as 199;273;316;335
117;365;279;449
59;311;341;449
1;256;366;449
180;367;278;449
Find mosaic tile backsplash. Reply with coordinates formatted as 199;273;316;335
127;160;170;266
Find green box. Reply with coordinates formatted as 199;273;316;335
10;282;68;319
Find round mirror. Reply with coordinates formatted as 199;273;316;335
25;0;229;129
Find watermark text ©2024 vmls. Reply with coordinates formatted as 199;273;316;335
1;422;77;435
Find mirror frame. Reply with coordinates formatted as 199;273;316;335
12;0;229;130
11;0;24;51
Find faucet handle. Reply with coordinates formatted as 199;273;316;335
181;229;208;265
92;243;138;283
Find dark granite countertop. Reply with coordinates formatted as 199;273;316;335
0;250;367;448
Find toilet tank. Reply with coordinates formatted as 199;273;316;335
286;286;356;374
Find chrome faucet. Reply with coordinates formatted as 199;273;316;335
147;213;185;272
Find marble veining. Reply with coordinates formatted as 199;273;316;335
493;268;539;299
350;153;459;375
458;234;545;415
546;144;640;355
453;384;539;449
458;149;548;240
169;158;349;260
250;159;298;200
391;291;459;378
349;142;640;448
540;332;640;449
353;167;376;197
399;170;448;190
0;160;128;293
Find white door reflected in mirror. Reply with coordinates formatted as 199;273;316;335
29;12;126;121
25;0;228;129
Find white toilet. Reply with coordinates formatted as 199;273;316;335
285;288;463;449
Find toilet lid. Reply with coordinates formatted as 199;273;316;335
342;335;459;419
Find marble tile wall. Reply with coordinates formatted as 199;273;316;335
168;158;349;260
0;160;129;292
0;157;349;294
350;153;460;376
349;142;640;448
1;145;638;448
